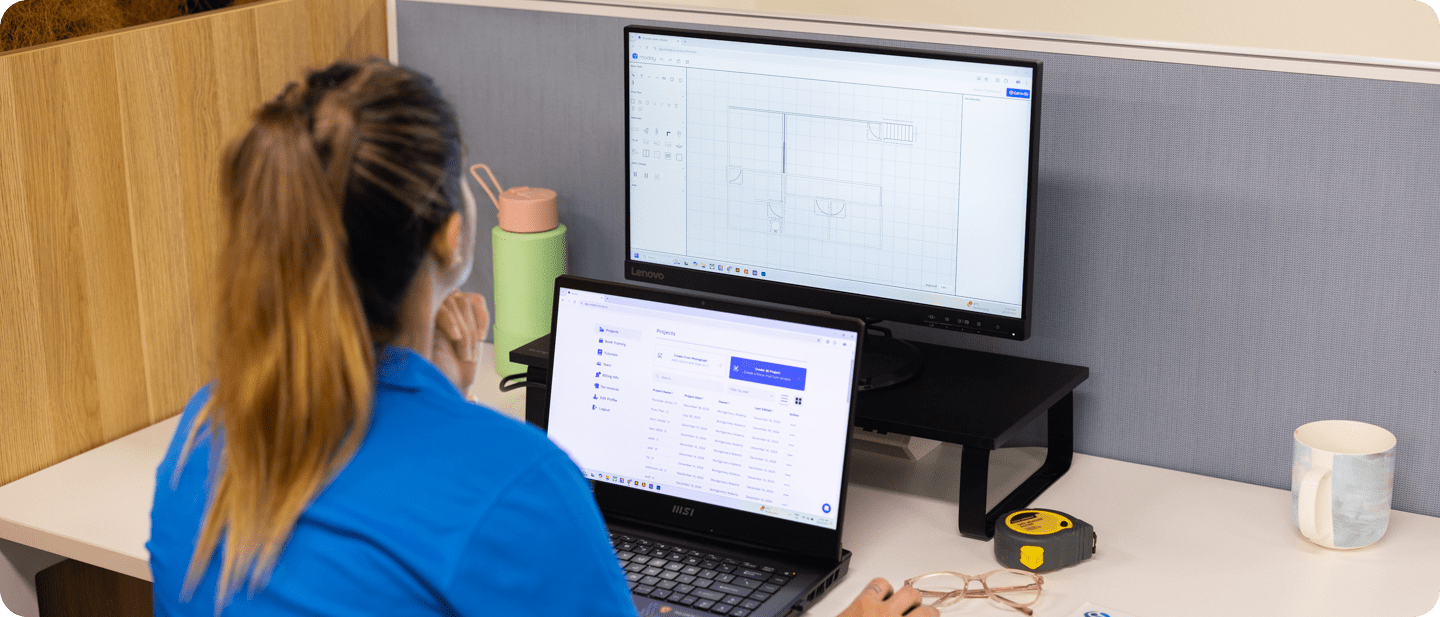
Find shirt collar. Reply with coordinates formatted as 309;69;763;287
374;346;463;400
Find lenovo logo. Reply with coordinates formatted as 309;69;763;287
672;505;694;516
631;267;665;280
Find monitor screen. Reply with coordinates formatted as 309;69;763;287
624;27;1041;340
546;284;861;531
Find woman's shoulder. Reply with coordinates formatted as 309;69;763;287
344;356;569;507
361;396;562;486
370;386;555;466
368;346;561;466
155;384;217;481
314;384;582;562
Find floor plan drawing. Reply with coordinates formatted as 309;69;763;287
724;107;910;248
680;69;968;290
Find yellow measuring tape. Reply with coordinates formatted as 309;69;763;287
993;509;1097;573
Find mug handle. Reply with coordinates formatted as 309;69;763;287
1298;466;1331;540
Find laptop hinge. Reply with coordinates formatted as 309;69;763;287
602;512;843;564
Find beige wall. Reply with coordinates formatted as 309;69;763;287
0;0;386;486
651;0;1440;64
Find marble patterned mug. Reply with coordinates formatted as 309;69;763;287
1291;420;1396;549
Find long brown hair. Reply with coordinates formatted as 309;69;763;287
178;59;461;609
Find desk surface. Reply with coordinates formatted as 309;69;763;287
2;343;1438;616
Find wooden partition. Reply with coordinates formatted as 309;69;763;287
0;0;386;488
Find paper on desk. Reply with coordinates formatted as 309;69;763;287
1065;601;1141;617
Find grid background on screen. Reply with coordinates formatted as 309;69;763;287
681;68;966;292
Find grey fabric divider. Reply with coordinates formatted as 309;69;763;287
397;2;1440;517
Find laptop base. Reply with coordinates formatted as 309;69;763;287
608;521;850;617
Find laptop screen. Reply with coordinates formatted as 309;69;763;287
546;285;860;531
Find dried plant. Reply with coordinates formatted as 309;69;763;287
1;0;190;52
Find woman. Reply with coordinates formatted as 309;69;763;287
148;59;936;617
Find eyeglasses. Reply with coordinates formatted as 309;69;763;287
904;569;1044;615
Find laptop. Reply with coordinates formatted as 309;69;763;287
541;275;865;617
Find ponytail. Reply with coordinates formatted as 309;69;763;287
177;60;459;610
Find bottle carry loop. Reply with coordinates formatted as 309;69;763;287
469;163;505;210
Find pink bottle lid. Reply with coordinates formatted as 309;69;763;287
470;164;559;233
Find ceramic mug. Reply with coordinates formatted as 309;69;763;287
1291;420;1396;549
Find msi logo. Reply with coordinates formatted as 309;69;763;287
631;267;665;280
672;505;694;516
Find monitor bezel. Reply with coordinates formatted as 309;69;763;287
622;25;1042;340
545;275;865;561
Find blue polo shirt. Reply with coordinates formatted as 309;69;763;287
149;347;637;616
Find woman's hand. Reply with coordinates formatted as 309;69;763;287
432;291;489;395
836;578;938;617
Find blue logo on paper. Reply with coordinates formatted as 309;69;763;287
1006;88;1031;99
1084;612;1111;617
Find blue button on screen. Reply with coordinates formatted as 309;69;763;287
729;357;807;391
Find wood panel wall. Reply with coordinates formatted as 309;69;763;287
0;0;386;487
36;559;153;616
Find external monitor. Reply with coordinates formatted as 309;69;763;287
624;26;1042;387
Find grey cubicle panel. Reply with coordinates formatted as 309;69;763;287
396;3;1440;517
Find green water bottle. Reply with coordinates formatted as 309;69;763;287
471;164;566;376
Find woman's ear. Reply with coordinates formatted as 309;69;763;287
430;212;463;268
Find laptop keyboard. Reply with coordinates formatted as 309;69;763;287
609;531;796;617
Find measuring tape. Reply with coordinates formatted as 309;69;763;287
993;509;1097;573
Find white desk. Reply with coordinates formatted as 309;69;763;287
817;446;1440;617
3;344;1438;616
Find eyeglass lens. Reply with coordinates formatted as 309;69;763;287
910;570;1041;611
982;570;1041;606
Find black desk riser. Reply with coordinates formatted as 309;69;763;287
508;334;1089;539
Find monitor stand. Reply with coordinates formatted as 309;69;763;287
507;333;1088;540
857;323;923;391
